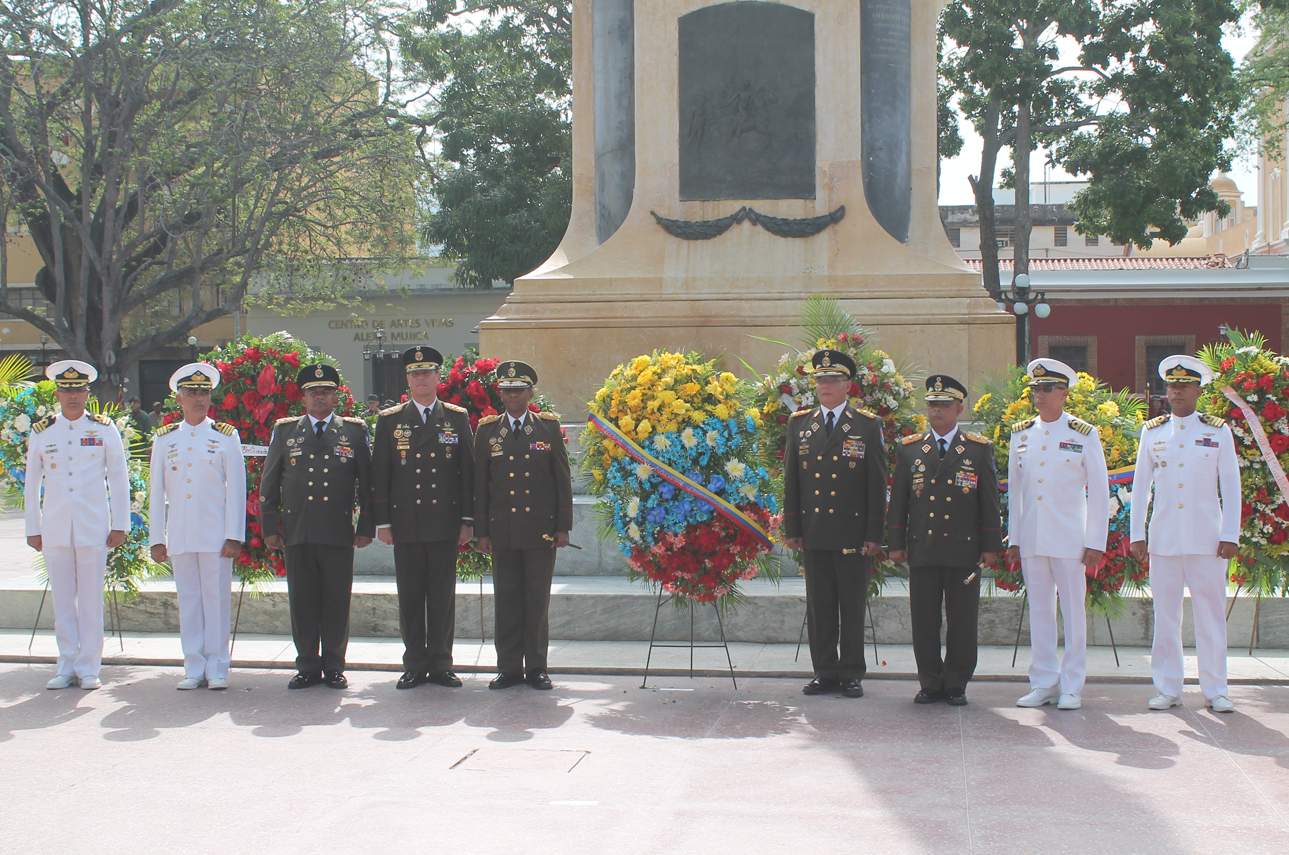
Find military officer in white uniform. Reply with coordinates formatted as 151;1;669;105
24;360;129;690
1007;359;1109;710
149;364;247;690
1130;355;1241;713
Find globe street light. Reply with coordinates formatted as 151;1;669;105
188;335;198;361
998;273;1050;366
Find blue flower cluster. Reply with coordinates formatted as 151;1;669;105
605;416;777;555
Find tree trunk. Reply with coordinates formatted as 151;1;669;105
969;97;1003;299
1014;98;1033;283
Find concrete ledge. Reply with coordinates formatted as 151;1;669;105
2;575;1286;647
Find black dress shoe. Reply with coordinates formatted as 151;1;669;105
323;671;348;690
914;688;943;704
287;672;322;690
841;679;864;698
946;689;968;706
526;671;553;690
489;672;525;690
426;671;462;688
396;671;424;690
802;677;841;696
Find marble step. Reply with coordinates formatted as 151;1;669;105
0;574;1283;647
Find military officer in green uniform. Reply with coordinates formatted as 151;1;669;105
783;349;888;698
473;361;573;690
371;346;475;690
260;363;375;690
888;374;1002;706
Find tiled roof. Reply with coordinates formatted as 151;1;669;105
964;255;1235;271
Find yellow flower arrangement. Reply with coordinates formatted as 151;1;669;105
584;350;757;489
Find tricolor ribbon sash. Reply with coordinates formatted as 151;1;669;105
1222;384;1289;508
587;413;772;549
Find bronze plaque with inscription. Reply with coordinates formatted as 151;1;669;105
861;0;912;243
678;2;816;201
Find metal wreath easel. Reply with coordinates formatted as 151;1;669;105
1009;591;1121;668
794;606;881;663
30;581;125;655
640;588;738;689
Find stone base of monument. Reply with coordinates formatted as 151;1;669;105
1;575;1285;647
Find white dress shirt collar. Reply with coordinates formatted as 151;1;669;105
930;424;959;448
308;413;332;431
820;402;847;422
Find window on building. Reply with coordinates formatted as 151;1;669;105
1047;344;1089;374
1146;343;1188;398
945;227;961;248
1053;226;1067;247
4;287;49;315
995;227;1014;247
1085;233;1100;247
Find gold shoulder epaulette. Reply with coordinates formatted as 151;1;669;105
478;414;501;426
274;416;298;426
965;432;991;445
442;401;466;413
1143;414;1170;430
88;412;113;425
1068;417;1093;436
1012;417;1036;432
31;415;56;434
342;416;367;425
790;408;812;419
855;408;879;419
154;421;180;436
538;411;560;421
1200;413;1226;428
379;402;405;417
214;422;237;436
901;433;923;445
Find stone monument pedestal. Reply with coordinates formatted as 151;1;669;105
480;0;1013;416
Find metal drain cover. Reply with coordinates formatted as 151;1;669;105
451;748;589;773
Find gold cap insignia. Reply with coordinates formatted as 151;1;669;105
1032;365;1046;377
67;369;79;378
315;366;324;378
507;366;516;377
934;377;943;391
822;355;831;367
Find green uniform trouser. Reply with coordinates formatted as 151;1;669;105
491;547;557;675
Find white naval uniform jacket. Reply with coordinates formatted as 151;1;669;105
149;418;247;554
24;412;130;548
1129;411;1241;555
1007;411;1110;560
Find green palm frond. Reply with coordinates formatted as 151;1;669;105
796;294;860;346
0;353;36;386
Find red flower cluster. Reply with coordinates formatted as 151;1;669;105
172;335;356;582
434;351;553;432
626;505;774;602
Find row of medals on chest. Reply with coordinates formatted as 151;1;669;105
285;429;355;466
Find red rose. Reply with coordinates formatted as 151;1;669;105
274;401;289;420
1263;401;1284;422
796;366;806;376
241;390;260;409
776;414;788;425
848;382;861;397
284;382;301;402
1259;374;1276;389
1270;529;1288;546
778;383;792;394
244;347;261;361
282;352;300;368
1271;433;1289;454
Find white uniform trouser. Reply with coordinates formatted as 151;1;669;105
43;545;108;679
1150;554;1228;699
171;552;234;681
1022;556;1087;695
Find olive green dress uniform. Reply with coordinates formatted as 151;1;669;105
259;403;375;676
888;393;1003;696
371;397;474;676
783;392;887;685
473;408;573;678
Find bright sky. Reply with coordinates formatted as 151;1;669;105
937;25;1260;206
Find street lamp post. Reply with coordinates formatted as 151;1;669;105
996;273;1050;366
362;328;388;401
39;333;48;368
188;335;198;361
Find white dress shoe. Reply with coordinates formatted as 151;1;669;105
1148;693;1182;710
46;674;78;690
1016;688;1061;708
79;675;102;690
1057;693;1081;710
1206;695;1235;713
177;677;207;690
207;678;228;690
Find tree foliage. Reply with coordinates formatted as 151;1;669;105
941;1;1247;297
401;1;571;289
1238;1;1289;161
0;0;422;395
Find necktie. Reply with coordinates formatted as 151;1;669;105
421;406;429;425
316;420;326;439
512;417;523;433
825;411;835;437
938;438;947;459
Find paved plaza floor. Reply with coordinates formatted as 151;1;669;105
2;659;1287;855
